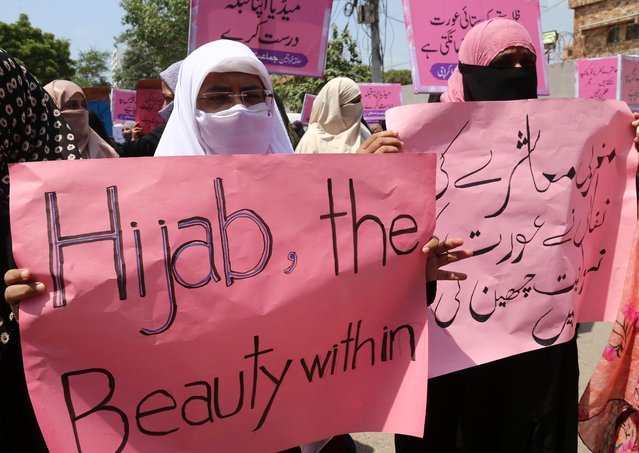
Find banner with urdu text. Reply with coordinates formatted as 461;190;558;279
10;154;435;452
189;0;333;78
387;98;637;377
402;0;548;94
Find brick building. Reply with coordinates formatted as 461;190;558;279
569;0;639;58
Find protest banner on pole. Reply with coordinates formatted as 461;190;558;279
402;0;548;94
10;154;435;452
189;0;333;78
358;83;403;124
387;98;637;377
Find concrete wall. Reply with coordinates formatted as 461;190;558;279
547;61;577;98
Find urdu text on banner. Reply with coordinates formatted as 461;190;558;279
387;98;637;377
402;0;548;94
189;0;333;78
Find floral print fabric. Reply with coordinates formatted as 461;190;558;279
0;47;80;358
0;47;79;209
579;224;639;452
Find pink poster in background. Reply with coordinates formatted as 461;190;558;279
112;88;137;121
621;55;639;110
387;99;637;377
135;88;165;135
402;0;547;94
10;154;436;452
358;83;403;123
301;93;316;124
576;56;620;100
189;0;333;78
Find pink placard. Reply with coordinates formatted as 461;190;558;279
301;93;316;124
358;83;403;123
189;0;332;78
621;55;639;109
402;0;548;94
10;154;436;452
112;88;137;122
387;98;637;377
576;56;620;100
135;88;165;135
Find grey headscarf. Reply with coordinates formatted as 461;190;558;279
158;60;183;121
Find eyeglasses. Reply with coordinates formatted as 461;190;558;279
196;89;273;112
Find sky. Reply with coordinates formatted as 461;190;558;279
2;0;574;71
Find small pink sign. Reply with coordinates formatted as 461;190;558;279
189;0;333;78
135;88;165;135
300;93;316;124
112;88;137;122
576;56;620;101
359;83;403;123
402;0;548;94
621;55;639;109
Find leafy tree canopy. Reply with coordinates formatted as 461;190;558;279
73;48;112;87
0;14;74;84
113;0;190;88
383;69;412;85
272;25;371;112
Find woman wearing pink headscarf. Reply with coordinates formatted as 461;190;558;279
394;19;579;453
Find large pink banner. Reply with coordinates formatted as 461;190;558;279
189;0;332;78
10;154;435;452
621;55;639;110
402;0;548;94
111;88;137;122
358;83;403;123
576;56;620;101
387;98;637;377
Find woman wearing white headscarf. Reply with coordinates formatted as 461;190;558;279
295;77;369;154
43;80;119;159
295;77;402;154
155;39;293;156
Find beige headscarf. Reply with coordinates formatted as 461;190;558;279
44;80;118;159
295;77;371;154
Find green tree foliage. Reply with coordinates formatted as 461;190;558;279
113;0;190;88
74;48;112;87
272;25;371;112
383;69;412;85
0;14;74;84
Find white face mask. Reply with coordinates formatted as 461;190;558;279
195;103;273;154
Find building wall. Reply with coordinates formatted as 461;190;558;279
570;0;639;58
